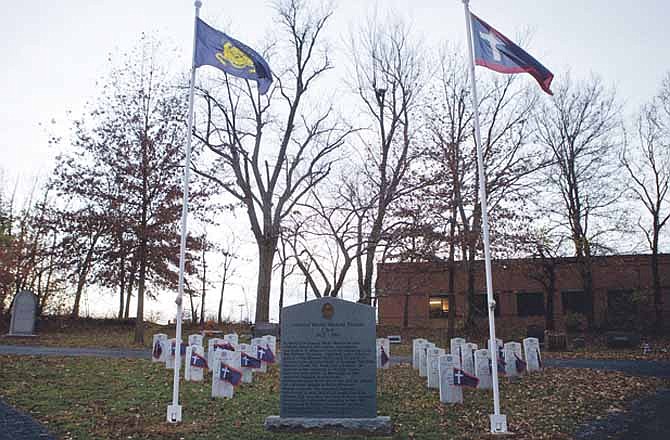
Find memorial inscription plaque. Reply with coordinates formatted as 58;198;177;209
279;297;376;418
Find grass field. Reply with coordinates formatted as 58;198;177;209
0;355;667;439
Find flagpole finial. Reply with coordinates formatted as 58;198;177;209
194;0;202;9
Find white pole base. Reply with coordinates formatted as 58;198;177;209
490;414;508;434
167;404;182;423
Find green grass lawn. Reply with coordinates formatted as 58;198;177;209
0;355;667;439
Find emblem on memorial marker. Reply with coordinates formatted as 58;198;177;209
321;302;334;319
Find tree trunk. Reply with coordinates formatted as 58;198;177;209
651;234;663;334
545;265;556;331
124;256;138;319
134;251;147;343
218;272;226;325
71;234;100;318
200;239;206;326
118;250;126;320
255;239;276;324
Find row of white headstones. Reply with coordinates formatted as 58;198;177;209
151;332;277;399
411;337;542;404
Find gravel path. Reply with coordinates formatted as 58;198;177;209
0;399;55;440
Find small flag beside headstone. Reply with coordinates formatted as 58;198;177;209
239;343;260;383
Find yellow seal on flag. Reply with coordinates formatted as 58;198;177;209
216;42;256;73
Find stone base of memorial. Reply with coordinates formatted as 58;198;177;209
264;416;392;435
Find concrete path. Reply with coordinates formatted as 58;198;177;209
0;344;149;359
0;399;55;440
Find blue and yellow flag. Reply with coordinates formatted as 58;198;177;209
195;18;273;94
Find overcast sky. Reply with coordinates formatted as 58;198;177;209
1;0;668;322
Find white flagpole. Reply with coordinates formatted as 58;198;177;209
167;0;202;424
461;0;507;434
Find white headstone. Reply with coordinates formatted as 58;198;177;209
419;342;435;378
239;343;256;383
412;339;427;370
151;333;168;363
439;353;463;404
252;338;267;373
262;334;278;369
462;343;477;375
184;345;206;382
504;342;524;378
474;349;492;389
450;338;466;367
9;290;37;336
488;338;505;376
188;333;204;347
165;339;184;370
207;338;224;367
523;337;542;372
487;338;503;352
427;347;446;389
224;333;239;345
376;338;391;369
212;349;241;399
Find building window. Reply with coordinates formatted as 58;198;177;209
429;295;451;319
474;293;500;317
607;289;636;327
561;290;588;314
517;292;544;317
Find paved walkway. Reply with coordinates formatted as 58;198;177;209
0;400;55;440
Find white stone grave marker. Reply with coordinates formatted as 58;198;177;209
474;349;492;389
239;343;259;383
523;337;542;372
188;333;204;347
439;354;463;404
151;333;168;363
212;349;242;399
427;347;445;389
462;342;477;375
504;342;524;377
419;342;435;378
376;338;391;369
262;334;278;368
207;337;223;367
487;337;503;352
185;345;207;382
224;333;239;345
165;339;185;370
9;290;37;336
450;338;466;367
412;339;427;370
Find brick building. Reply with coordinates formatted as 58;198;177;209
375;254;670;332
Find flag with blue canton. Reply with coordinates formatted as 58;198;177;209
214;342;236;352
195;18;273;94
171;342;187;356
515;353;527;373
453;367;479;388
190;353;209;370
152;341;163;360
257;344;276;364
219;363;243;386
470;13;553;95
380;345;390;367
241;352;262;369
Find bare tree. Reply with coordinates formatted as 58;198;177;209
217;239;239;325
621;73;670;334
347;12;427;304
193;0;350;324
535;75;623;327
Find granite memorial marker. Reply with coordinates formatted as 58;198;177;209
185;345;206;382
439;353;463;404
504;341;524;378
265;297;390;434
212;349;241;399
8;290;37;336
